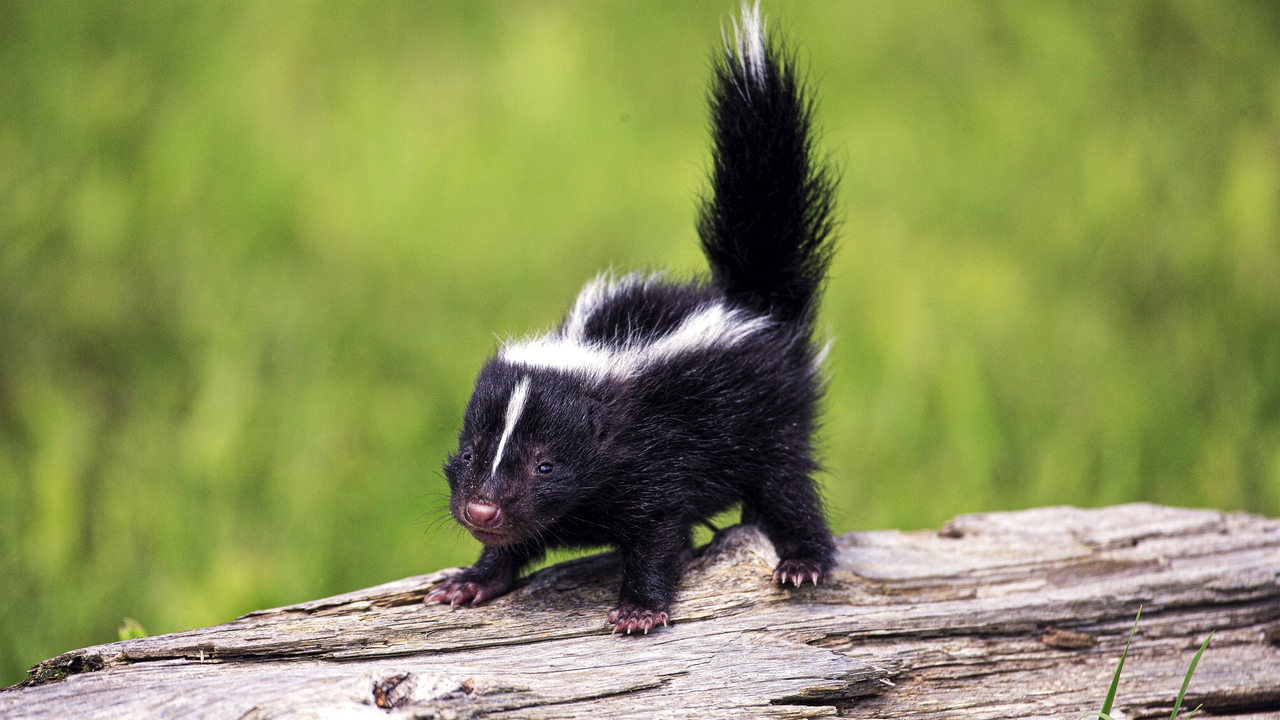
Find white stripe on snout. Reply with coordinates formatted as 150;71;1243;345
491;376;531;478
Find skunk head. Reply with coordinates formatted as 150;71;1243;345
444;361;615;547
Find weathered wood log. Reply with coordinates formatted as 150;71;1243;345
4;503;1279;719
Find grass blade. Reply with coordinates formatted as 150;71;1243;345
1102;606;1143;717
1170;631;1213;719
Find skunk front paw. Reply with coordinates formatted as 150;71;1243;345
607;603;670;635
424;573;512;607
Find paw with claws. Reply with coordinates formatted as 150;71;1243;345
424;574;512;608
607;604;670;635
772;558;825;588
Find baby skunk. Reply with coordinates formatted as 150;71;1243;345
426;4;839;635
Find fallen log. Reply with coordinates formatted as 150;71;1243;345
4;503;1278;719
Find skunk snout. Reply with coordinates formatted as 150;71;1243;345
458;499;520;547
463;501;501;528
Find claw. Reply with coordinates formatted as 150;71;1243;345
606;606;669;635
425;574;511;609
772;559;825;588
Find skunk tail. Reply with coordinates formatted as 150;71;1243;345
697;3;839;330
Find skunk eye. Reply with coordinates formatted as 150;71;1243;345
535;462;554;475
461;451;474;463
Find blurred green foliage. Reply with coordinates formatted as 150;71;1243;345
2;0;1277;686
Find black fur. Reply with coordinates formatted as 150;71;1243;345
426;6;839;635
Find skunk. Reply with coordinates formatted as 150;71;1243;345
426;3;839;635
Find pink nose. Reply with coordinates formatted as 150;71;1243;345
464;501;501;527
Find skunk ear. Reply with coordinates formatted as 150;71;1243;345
587;400;616;445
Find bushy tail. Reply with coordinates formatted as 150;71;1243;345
697;3;838;329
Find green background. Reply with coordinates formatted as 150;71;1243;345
2;1;1277;685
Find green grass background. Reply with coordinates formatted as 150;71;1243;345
2;0;1277;685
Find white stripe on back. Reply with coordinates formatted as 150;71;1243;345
499;275;769;383
561;273;615;341
491;376;531;478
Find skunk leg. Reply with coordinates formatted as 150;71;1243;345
607;525;687;634
746;480;836;587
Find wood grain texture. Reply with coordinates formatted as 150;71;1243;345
4;503;1278;719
